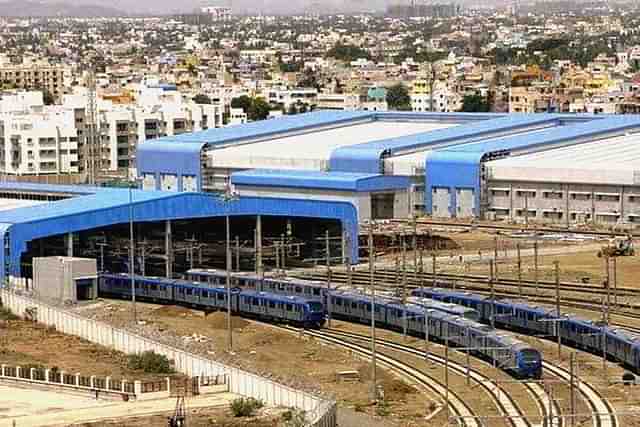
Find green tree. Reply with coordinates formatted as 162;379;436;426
193;94;211;104
326;43;370;62
231;95;253;113
461;94;490;113
386;83;411;111
42;89;55;106
249;98;271;121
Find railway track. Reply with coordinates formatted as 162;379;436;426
387;219;639;239
274;325;483;427
323;328;550;427
542;362;618;427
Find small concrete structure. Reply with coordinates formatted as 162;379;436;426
32;256;97;303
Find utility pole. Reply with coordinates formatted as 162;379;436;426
345;231;352;289
517;242;523;299
555;261;562;359
424;309;430;362
413;216;418;283
325;230;332;328
444;326;450;425
235;236;240;272
570;352;576;427
432;253;437;287
226;215;233;351
368;223;377;403
612;256;617;307
402;233;407;341
128;184;137;323
534;240;539;294
280;233;286;272
489;260;495;330
605;256;611;324
97;240;107;272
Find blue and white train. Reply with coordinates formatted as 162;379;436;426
329;290;542;379
411;287;640;373
98;273;326;328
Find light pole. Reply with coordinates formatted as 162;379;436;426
128;183;137;323
226;213;233;351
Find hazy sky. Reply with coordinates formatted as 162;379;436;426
51;0;393;15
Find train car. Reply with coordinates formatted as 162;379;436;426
99;273;174;302
329;290;389;325
237;290;325;328
408;296;480;321
185;268;228;286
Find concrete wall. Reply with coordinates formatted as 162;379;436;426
236;185;410;222
487;180;640;225
32;257;98;303
0;289;337;427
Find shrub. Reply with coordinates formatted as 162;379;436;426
281;409;306;427
230;397;263;417
127;351;174;374
0;307;18;320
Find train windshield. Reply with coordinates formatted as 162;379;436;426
308;302;324;312
520;350;540;363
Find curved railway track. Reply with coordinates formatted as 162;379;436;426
274;325;482;427
323;327;551;427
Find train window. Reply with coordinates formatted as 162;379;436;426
217;293;224;300
186;289;193;296
294;305;300;312
252;298;259;306
269;301;276;308
295;286;302;293
313;288;321;296
278;284;286;291
150;284;158;291
202;291;209;299
334;298;342;306
366;305;371;312
351;302;358;309
286;304;293;311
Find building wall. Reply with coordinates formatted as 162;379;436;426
32;257;97;303
487;180;640;224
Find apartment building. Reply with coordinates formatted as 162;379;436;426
0;65;64;100
0;109;79;175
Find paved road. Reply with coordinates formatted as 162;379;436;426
0;384;235;427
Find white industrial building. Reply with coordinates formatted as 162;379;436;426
486;133;640;224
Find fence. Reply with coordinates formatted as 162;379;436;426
0;289;336;427
0;364;135;398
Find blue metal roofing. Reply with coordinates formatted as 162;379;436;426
0;183;359;281
329;113;563;173
231;169;411;192
424;114;640;216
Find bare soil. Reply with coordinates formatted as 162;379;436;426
0;317;177;381
76;300;430;426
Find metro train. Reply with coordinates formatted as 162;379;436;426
98;273;326;328
329;290;542;379
186;268;482;321
411;287;640;373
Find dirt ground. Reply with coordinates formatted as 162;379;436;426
0;311;177;381
77;407;286;427
76;300;429;426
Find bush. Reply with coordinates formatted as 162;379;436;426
127;351;174;374
0;307;18;320
230;397;263;417
281;408;306;427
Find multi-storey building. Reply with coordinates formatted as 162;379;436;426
0;65;64;100
0;109;79;176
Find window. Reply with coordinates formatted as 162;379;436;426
269;301;276;308
286;304;293;311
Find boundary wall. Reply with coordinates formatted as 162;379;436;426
0;289;337;427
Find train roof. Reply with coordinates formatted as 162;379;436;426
239;290;319;305
408;296;478;315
